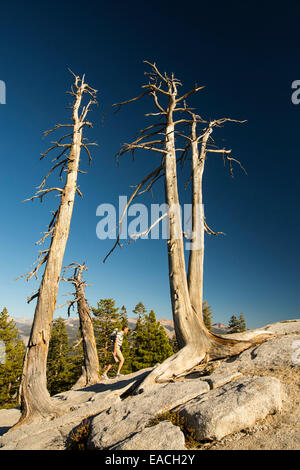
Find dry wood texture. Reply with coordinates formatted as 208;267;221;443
105;61;270;389
15;72;97;425
61;263;100;388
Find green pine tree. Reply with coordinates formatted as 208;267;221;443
68;329;85;387
238;313;247;332
0;307;26;408
132;308;173;371
47;318;71;396
228;315;240;333
92;298;121;370
202;301;213;331
133;301;147;322
119;305;128;327
131;301;147;367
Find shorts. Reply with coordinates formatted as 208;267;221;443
112;347;124;363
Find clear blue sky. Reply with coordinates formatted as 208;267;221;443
0;1;299;329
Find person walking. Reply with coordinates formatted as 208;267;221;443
101;325;129;379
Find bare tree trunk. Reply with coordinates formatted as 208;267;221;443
138;95;210;388
105;61;272;389
187;117;208;322
16;74;97;425
72;285;100;388
141;110;264;388
164;96;194;348
62;263;100;389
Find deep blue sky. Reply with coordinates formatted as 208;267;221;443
0;1;299;329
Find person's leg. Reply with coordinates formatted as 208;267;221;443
103;363;113;374
102;350;117;377
116;349;124;374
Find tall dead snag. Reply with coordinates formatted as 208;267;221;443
16;72;97;425
105;61;271;388
61;263;100;388
187;114;240;320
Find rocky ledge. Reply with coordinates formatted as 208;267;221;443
0;319;299;450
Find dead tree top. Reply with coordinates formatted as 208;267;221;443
18;72;98;291
58;262;90;317
103;61;247;263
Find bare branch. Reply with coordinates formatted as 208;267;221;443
150;91;166;113
173;119;195;126
81;143;93;165
113;91;150;114
55;296;80;311
48;210;58;230
206;148;232;154
143;60;170;84
139;122;166;136
204;218;226;237
23;187;63;203
59;262;89;316
176;85;205;103
103;164;164;263
211;118;247;127
16;250;49;281
76;187;83;198
27;290;40;304
72;337;83;349
61;262;88;284
35;227;54;246
37;159;68;189
131;212;168;239
225;156;248;177
80;98;98;122
142;83;170;97
118;142;167;157
43;124;73;137
144;111;167;117
40;142;71;161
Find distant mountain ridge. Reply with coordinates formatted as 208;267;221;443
10;316;230;345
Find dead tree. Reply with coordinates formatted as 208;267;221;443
187;113;244;321
105;61;270;388
16;72;97;424
60;263;100;388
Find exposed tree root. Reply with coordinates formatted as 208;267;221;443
11;400;65;430
138;330;273;391
71;372;100;390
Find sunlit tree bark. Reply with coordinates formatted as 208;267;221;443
16;72;97;425
105;61;270;388
61;263;100;389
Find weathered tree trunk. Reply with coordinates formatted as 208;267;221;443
63;264;100;389
140;96;210;388
72;287;100;388
187;117;208;322
106;61;272;390
16;75;97;425
164;96;194;348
